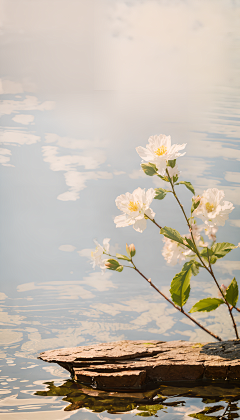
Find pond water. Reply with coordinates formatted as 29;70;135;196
0;0;240;418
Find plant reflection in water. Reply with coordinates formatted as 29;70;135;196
35;379;240;417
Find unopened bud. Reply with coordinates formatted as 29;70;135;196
220;284;227;294
128;243;136;257
126;243;136;258
194;195;201;203
105;259;120;270
218;284;227;297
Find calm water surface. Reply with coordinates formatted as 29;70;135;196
0;0;240;418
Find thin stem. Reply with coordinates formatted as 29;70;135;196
206;251;239;340
233;306;240;313
144;213;162;230
165;168;239;340
131;261;222;342
166;168;206;267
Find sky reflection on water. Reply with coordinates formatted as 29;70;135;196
0;0;240;417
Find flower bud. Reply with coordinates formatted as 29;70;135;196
105;259;120;270
220;284;227;294
129;243;136;257
126;243;136;257
194;195;201;204
218;284;227;297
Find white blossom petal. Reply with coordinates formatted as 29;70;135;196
114;187;155;232
114;214;134;227
135;146;153;161
193;188;234;227
144;207;155;219
133;217;147;232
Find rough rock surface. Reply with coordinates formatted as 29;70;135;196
38;340;240;390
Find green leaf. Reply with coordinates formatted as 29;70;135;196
160;226;184;245
154;188;168;200
167;159;176;168
191;261;202;276
173;174;179;183
176;181;195;195
116;265;124;272
116;253;131;261
189;298;224;313
170;264;192;307
183;260;202;276
200;243;236;265
183;237;195;252
141;163;158;176
191;198;201;214
211;242;236;259
200;247;217;264
157;174;169;182
225;277;238;307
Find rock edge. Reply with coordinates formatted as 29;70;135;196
38;339;240;390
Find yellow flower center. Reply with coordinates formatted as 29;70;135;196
154;145;167;156
205;202;214;213
128;201;139;212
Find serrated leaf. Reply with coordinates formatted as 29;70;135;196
189;298;224;313
170;265;192;307
211;242;236;259
154;188;168;200
191;261;202;276
116;265;124;272
200;247;214;257
160;226;184;244
167;159;176;168
176;181;195;195
141;163;158;176
200;243;236;265
116;253;131;261
225;277;238;307
182;259;202;276
182;260;202;276
200;247;217;264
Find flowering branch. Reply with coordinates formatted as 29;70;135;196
165;167;239;340
90;133;239;343
206;250;239;340
130;260;222;342
144;213;162;230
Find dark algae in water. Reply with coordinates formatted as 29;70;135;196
35;379;240;417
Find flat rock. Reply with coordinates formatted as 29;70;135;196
38;339;240;390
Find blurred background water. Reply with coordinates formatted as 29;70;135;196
0;0;240;418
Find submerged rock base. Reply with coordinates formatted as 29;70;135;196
38;340;240;390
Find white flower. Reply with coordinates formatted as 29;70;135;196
114;187;155;232
204;223;218;242
192;188;234;227
189;221;203;243
166;164;180;180
162;237;192;266
136;134;186;176
91;238;110;271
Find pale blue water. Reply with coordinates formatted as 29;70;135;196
0;0;240;418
